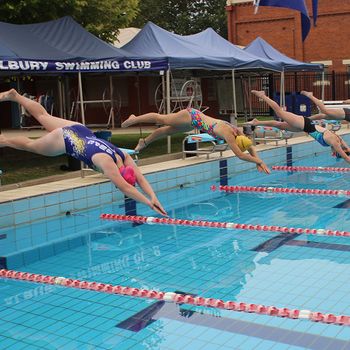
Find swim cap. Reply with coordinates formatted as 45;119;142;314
236;135;252;152
119;165;136;186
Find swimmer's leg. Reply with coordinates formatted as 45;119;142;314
301;91;345;119
135;125;191;151
252;90;305;131
247;118;299;132
122;109;191;128
0;128;66;156
0;89;79;132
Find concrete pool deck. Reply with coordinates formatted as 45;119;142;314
1;125;350;203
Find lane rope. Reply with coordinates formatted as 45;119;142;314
211;185;350;197
0;269;348;326
272;165;350;172
100;214;350;238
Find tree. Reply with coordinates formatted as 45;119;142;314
132;0;227;38
0;0;139;42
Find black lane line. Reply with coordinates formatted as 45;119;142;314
117;301;349;349
252;233;300;253
334;199;350;208
285;239;350;252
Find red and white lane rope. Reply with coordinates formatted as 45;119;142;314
0;269;349;326
272;165;350;172
100;214;350;238
211;185;350;197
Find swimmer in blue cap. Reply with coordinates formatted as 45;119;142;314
122;108;270;174
0;89;167;216
249;90;350;163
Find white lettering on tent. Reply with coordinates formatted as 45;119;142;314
18;61;30;70
39;62;48;70
89;62;100;70
103;61;112;69
8;61;19;70
123;61;151;69
0;60;49;71
55;62;75;70
0;61;8;70
111;61;119;69
55;62;64;70
30;61;40;70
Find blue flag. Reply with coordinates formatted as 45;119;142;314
254;0;311;41
312;0;318;26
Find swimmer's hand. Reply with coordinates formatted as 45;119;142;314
150;198;168;217
257;162;271;174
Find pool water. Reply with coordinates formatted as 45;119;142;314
0;155;350;349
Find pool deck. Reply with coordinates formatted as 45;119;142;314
1;125;350;203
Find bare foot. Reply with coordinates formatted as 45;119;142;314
251;90;266;98
135;138;147;152
301;91;313;98
0;88;17;102
121;114;138;128
246;118;259;126
0;135;8;147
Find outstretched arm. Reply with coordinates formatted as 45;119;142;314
247;145;271;174
338;137;350;153
94;155;167;216
222;130;270;174
124;154;167;216
332;143;350;164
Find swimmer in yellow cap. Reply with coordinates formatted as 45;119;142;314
122;108;270;174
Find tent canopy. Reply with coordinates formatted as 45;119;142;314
244;37;323;71
123;22;280;71
0;16;167;72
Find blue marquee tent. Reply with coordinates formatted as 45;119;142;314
123;22;280;71
0;16;167;73
244;37;323;71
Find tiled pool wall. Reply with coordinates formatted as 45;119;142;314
0;135;348;270
0;136;344;232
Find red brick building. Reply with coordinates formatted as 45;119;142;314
226;0;350;72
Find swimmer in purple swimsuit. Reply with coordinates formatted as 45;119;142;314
0;89;167;216
121;108;270;174
248;90;350;163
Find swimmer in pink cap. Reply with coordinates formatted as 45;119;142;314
0;89;167;216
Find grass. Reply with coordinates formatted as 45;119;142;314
111;132;186;157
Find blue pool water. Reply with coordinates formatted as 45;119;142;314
1;153;350;349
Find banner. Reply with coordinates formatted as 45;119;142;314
0;59;168;72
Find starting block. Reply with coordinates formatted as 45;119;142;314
182;133;228;159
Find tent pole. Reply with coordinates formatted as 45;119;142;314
109;75;115;129
248;75;252;119
161;73;166;114
58;77;64;118
78;71;85;125
231;69;237;123
280;70;284;107
166;69;171;153
321;71;325;101
283;70;286;107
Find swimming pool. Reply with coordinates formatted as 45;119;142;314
0;139;350;349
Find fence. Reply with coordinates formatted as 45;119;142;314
239;72;350;118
